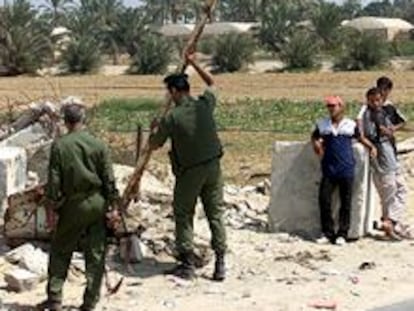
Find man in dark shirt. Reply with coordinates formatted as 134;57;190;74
150;52;226;281
38;104;119;311
311;96;376;245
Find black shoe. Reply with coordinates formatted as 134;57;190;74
165;263;195;280
79;305;93;311
36;300;62;311
212;253;226;282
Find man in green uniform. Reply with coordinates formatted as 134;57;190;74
149;52;227;281
38;104;119;311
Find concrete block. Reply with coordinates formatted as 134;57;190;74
4;268;40;292
0;147;27;203
268;141;376;239
0;123;49;152
4;187;50;241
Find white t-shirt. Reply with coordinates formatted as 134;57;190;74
357;104;367;120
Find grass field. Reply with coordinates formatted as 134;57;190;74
2;71;414;106
2;72;414;183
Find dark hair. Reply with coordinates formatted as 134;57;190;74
366;87;381;98
376;76;393;91
163;73;190;92
62;104;85;124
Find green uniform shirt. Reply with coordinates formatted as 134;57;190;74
46;130;119;205
150;88;223;171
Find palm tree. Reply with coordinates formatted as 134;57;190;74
0;0;53;75
68;0;124;65
115;8;150;57
145;0;168;25
41;0;73;27
341;0;362;20
259;1;302;53
311;1;343;50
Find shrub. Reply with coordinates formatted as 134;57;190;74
279;30;320;71
129;34;172;75
212;33;255;73
61;35;102;74
390;39;414;57
335;31;390;71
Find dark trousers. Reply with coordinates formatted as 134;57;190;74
319;176;353;240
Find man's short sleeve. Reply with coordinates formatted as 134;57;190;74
383;105;407;126
200;87;217;108
353;124;361;139
149;114;173;148
357;104;367;120
311;126;321;140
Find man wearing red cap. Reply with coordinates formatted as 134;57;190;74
311;96;376;245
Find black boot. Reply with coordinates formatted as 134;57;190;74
36;299;62;311
164;252;195;280
212;252;225;282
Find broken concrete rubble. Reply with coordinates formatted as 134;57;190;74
5;243;48;279
4;268;40;292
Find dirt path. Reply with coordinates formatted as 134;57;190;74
2;220;414;311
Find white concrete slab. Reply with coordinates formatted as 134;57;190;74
268;141;377;239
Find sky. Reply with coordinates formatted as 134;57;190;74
0;0;376;7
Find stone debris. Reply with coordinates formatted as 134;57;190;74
119;235;147;264
112;164;270;261
4;268;41;292
5;243;48;278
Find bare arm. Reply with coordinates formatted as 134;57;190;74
186;52;214;87
355;124;377;158
358;136;377;158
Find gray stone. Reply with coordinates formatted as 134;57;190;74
0;123;50;152
5;243;48;278
5;243;35;264
268;141;376;239
4;268;40;292
19;247;48;278
0;146;27;201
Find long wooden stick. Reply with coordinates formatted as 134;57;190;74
120;0;218;210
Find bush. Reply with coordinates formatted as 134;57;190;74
199;38;216;55
61;35;102;74
279;30;320;71
212;34;255;73
335;31;390;71
390;39;414;57
129;34;172;75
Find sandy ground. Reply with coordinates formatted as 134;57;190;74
2;209;414;311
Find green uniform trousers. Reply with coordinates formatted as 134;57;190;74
47;192;107;309
173;159;227;256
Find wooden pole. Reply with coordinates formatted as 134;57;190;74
120;0;218;210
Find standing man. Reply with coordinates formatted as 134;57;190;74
311;96;376;245
361;87;408;239
149;52;226;281
38;103;119;311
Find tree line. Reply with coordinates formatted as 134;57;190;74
0;0;413;76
